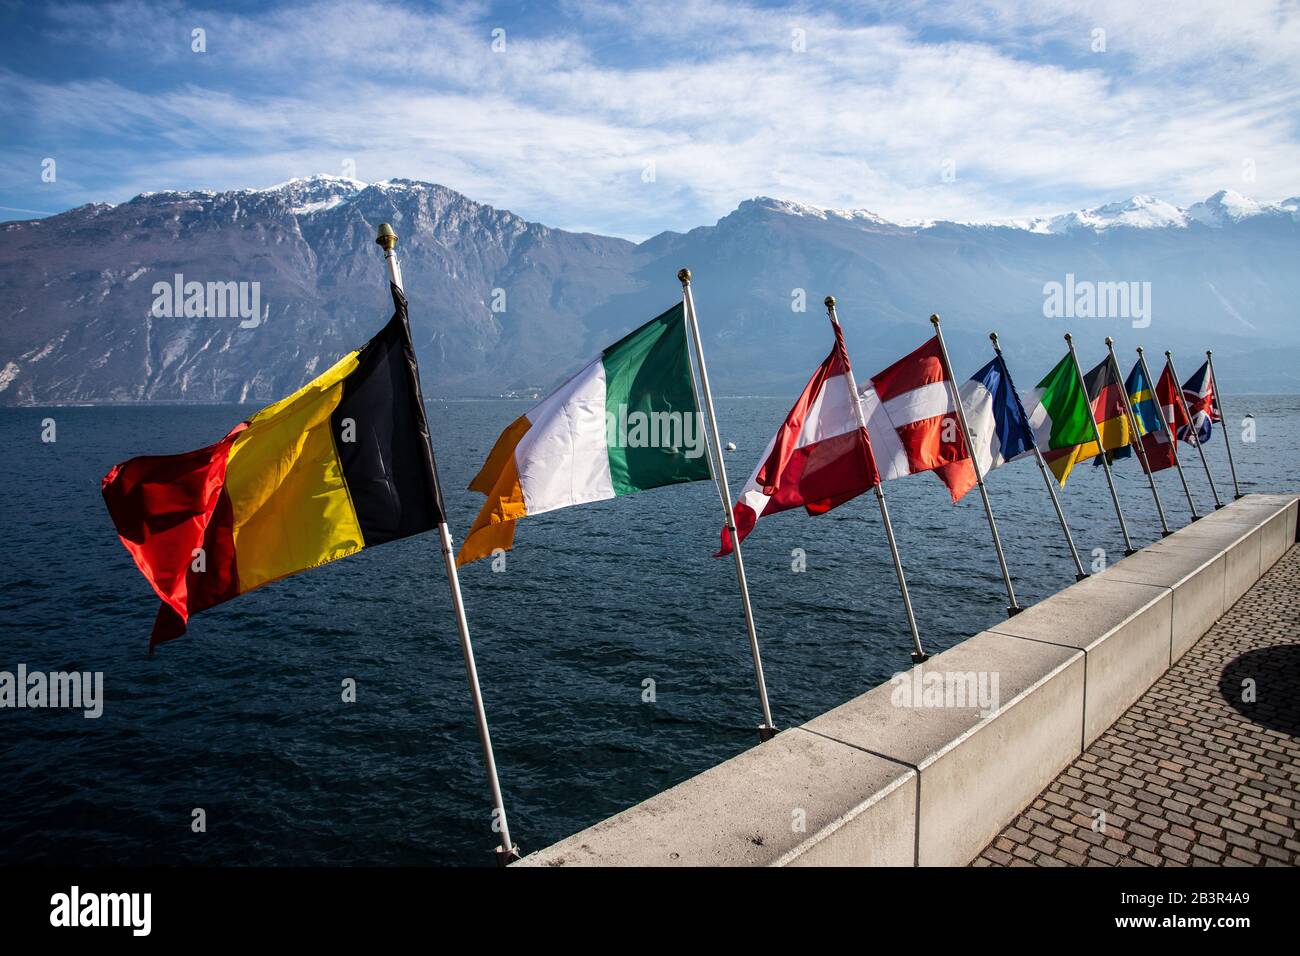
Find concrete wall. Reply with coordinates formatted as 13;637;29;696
518;494;1298;868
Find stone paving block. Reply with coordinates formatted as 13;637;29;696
974;543;1300;868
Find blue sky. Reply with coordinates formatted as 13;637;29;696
2;0;1298;239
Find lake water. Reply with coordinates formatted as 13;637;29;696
1;395;1294;865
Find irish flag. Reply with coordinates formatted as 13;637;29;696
458;303;710;565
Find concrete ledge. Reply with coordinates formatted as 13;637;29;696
517;726;916;867
802;631;1084;866
516;494;1296;868
1103;543;1225;663
988;575;1171;747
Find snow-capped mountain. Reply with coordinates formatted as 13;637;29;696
746;189;1300;235
1;177;1297;404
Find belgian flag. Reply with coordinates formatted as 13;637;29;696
102;284;445;651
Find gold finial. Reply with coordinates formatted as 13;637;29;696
375;223;398;251
824;295;836;310
1105;336;1114;346
677;268;691;286
929;313;940;326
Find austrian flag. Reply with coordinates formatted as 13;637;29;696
718;322;880;555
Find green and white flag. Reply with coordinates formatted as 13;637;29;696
458;302;711;564
1024;354;1093;448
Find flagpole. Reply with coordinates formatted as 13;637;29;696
1137;347;1199;521
1166;351;1223;510
1065;333;1136;555
828;297;928;662
1205;350;1243;499
990;332;1088;581
1106;337;1171;537
375;223;519;865
929;315;1021;614
678;269;778;741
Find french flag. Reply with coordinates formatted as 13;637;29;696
718;322;881;556
857;337;977;502
1179;360;1219;446
956;354;1036;475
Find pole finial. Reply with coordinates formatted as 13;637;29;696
1064;332;1073;343
989;331;1000;349
1136;345;1144;354
1105;335;1114;347
824;295;836;310
677;267;691;287
1206;349;1213;357
375;223;398;251
1165;349;1172;358
929;313;940;327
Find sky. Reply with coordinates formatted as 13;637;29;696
1;0;1298;239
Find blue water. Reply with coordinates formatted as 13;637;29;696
0;396;1294;865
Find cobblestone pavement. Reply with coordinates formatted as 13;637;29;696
974;545;1300;867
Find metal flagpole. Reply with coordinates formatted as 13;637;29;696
1136;347;1198;521
1106;337;1171;537
375;223;519;865
989;332;1088;581
828;297;928;662
1065;333;1136;555
1166;351;1223;510
1205;350;1242;499
929;315;1021;614
678;269;777;741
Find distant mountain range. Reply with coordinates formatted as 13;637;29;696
2;176;1297;405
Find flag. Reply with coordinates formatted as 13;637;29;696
953;354;1036;476
857;336;976;502
458;303;710;565
102;285;444;651
1039;356;1132;484
1145;362;1190;472
717;320;880;556
1094;359;1162;467
1022;353;1095;458
1179;360;1219;445
1125;360;1181;473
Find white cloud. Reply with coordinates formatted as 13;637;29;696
5;0;1300;237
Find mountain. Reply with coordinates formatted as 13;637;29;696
2;177;1297;405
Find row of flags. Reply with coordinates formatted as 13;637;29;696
99;232;1242;860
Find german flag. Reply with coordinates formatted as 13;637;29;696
102;284;444;651
1042;356;1132;484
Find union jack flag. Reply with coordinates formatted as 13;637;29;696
1178;360;1219;446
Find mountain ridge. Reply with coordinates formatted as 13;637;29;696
2;176;1297;405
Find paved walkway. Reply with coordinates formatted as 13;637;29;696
974;545;1300;867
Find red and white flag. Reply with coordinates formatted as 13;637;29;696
718;323;880;556
858;336;977;502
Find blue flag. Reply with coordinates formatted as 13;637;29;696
958;355;1036;473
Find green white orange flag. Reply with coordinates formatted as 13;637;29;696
457;303;710;565
1029;354;1132;484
